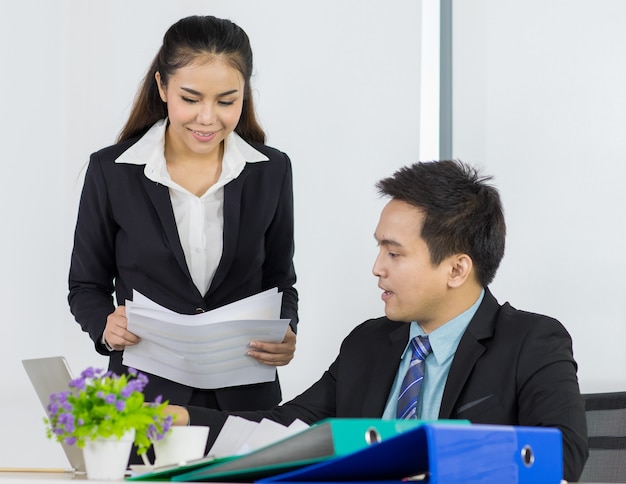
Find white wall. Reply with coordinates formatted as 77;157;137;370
1;0;422;467
453;0;626;393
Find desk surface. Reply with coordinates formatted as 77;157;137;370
0;473;619;484
0;471;85;481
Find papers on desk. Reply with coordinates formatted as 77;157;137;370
122;288;290;389
209;416;309;458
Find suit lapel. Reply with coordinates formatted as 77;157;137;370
206;167;248;297
438;289;500;418
141;162;250;303
360;322;410;416
141;175;191;279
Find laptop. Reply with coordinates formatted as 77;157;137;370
22;356;86;473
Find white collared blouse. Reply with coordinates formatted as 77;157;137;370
114;118;269;295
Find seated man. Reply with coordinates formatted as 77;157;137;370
166;160;588;482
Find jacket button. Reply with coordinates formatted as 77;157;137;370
195;307;205;314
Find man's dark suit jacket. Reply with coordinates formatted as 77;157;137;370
68;133;298;411
187;289;588;482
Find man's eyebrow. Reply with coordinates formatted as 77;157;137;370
373;234;402;247
180;86;239;97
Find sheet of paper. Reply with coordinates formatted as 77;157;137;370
235;418;309;455
208;416;311;458
208;416;260;458
122;289;289;388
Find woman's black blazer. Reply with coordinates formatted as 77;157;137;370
68;134;298;410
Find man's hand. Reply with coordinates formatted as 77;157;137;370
163;405;190;425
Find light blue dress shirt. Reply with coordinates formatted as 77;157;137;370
382;289;485;420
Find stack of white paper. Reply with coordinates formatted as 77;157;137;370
208;416;309;458
122;289;290;389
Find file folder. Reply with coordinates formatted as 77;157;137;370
126;455;231;482
170;419;461;482
259;423;563;484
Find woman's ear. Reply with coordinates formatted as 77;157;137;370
447;254;473;288
155;72;167;103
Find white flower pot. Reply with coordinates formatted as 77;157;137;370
82;429;135;480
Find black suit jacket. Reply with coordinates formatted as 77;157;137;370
68;134;298;410
188;290;588;482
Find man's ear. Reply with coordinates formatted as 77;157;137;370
447;254;473;288
155;71;167;103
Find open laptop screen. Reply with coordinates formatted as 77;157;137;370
22;356;86;473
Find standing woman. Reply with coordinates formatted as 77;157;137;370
68;15;298;412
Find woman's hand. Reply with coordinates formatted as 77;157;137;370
247;326;297;366
103;305;140;351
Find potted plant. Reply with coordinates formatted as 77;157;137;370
45;366;173;479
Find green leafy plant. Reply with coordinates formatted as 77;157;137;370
45;367;173;455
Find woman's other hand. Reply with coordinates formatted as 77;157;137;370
247;326;297;366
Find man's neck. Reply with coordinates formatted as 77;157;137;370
419;284;484;334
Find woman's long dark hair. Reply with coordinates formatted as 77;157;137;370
117;15;265;144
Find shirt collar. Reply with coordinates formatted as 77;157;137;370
407;289;485;365
114;118;269;186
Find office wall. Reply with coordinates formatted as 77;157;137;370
452;1;626;392
0;0;422;467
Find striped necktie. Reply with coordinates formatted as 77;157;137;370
396;335;431;419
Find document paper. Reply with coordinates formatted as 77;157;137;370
208;416;309;458
122;289;290;389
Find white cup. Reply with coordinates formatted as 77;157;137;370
143;425;210;468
